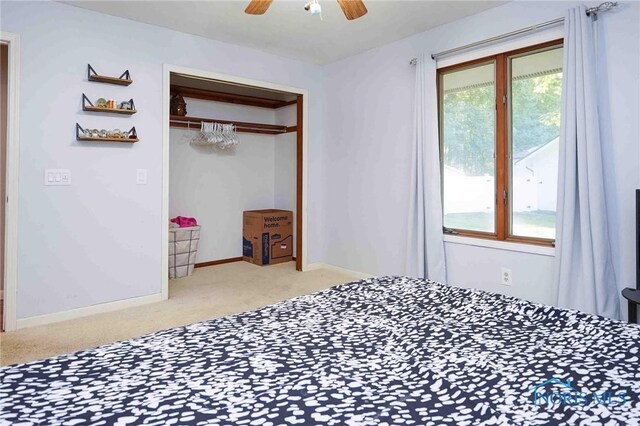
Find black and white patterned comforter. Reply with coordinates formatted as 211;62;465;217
1;276;639;425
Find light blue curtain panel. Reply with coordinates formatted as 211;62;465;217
406;54;446;283
555;6;620;319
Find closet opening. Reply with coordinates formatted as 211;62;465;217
163;69;306;296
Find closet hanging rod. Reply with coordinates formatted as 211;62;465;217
170;121;288;135
169;115;288;135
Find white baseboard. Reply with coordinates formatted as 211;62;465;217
15;265;369;329
16;293;163;330
306;262;373;280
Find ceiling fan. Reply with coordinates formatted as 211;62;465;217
245;0;368;21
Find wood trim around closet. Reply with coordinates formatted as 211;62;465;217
195;257;243;268
296;95;303;271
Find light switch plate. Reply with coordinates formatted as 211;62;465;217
44;169;71;186
136;169;148;185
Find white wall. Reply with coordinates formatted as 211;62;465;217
170;99;289;263
3;0;638;321
445;242;556;305
323;1;640;313
1;1;325;320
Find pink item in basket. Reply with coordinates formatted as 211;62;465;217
170;216;198;227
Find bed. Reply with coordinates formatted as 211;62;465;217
1;276;639;425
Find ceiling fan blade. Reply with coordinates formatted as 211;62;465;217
245;0;273;15
336;0;368;20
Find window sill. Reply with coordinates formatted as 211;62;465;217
443;234;555;257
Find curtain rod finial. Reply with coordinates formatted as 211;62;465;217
586;1;618;16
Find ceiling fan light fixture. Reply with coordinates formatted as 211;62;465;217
309;0;322;15
245;0;366;21
304;0;322;19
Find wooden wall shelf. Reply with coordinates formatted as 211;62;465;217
169;115;288;135
87;64;132;86
83;106;137;115
77;136;139;143
76;124;139;143
82;94;137;115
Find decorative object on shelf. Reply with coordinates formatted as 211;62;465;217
87;64;132;86
82;94;137;115
190;121;239;149
76;123;138;143
170;92;187;116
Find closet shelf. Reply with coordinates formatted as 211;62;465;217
82;94;137;115
170;115;290;135
170;84;297;109
87;64;132;86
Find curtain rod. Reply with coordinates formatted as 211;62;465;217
409;1;618;65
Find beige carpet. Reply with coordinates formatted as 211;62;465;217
0;261;358;366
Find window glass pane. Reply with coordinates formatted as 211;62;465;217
441;62;496;233
510;47;562;239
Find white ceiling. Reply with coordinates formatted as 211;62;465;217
63;0;507;64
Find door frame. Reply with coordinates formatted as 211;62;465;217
1;32;21;332
161;64;309;300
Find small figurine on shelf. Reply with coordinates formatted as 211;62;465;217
96;98;107;108
170;92;187;116
83;128;100;138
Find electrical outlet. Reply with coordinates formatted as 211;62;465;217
501;267;512;286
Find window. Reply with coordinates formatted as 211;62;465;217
438;41;563;245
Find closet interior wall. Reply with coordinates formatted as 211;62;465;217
169;95;297;265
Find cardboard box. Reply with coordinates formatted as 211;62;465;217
243;209;293;266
